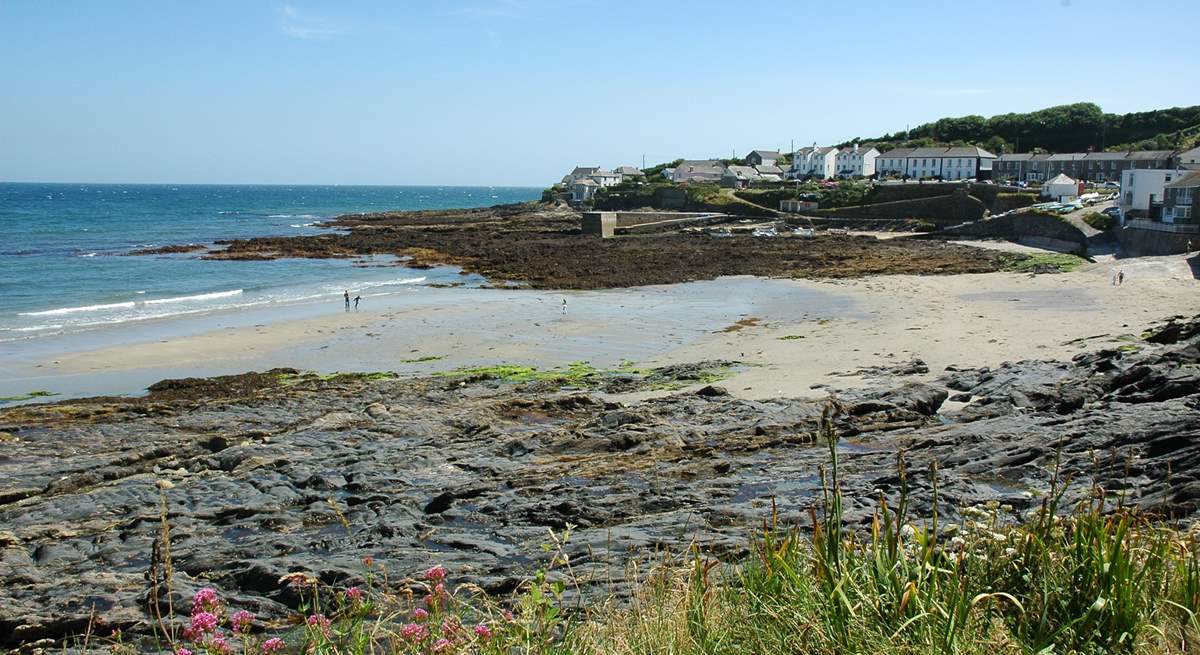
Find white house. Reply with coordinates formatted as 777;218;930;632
875;148;915;177
589;170;622;188
791;145;837;179
834;144;879;178
1043;174;1081;202
1119;168;1190;214
874;146;996;180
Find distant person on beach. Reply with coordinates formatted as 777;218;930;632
354;295;361;310
562;298;567;315
1118;269;1125;286
344;290;350;309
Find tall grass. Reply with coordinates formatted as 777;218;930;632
77;402;1200;654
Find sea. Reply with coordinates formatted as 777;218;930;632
0;183;540;342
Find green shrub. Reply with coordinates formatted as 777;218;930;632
1083;211;1117;231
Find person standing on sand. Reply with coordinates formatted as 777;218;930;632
344;290;350;310
1118;269;1125;286
562;298;567;315
354;295;361;310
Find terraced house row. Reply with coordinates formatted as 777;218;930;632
993;149;1186;183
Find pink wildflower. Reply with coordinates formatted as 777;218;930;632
413;607;429;621
441;616;461;635
400;622;428;641
230;610;255;634
362;555;375;567
473;623;492;640
502;609;515;622
424;565;447;582
305;614;331;635
344;586;364;603
191;587;219;614
190;611;219;635
176;648;194;655
261;637;285;654
208;635;232;655
432;638;453;653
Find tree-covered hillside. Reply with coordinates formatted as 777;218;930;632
844;103;1200;154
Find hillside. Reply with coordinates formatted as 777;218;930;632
843;102;1200;154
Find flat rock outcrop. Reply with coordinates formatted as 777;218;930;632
1;316;1198;647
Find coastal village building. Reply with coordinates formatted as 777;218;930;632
614;166;644;182
1162;172;1199;226
754;164;785;182
994;150;1177;183
745;150;783;166
564;166;600;185
1042;174;1082;202
874;146;996;180
589;170;622;188
791;145;838;179
1180;146;1200;166
721;165;762;188
672;160;726;183
1119;168;1190;214
834;144;879;178
875;148;915;177
570;178;599;203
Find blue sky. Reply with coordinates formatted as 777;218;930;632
2;0;1198;186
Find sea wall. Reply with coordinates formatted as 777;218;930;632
939;211;1088;254
1116;224;1199;256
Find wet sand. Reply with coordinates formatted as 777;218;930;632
2;253;1197;402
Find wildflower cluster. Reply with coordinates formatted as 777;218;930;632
179;587;258;655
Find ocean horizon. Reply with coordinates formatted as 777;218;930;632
0;182;541;340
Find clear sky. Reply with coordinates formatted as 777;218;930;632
2;0;1198;186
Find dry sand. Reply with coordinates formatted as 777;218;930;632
3;252;1197;401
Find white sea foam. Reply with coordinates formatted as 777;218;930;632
143;289;243;305
21;301;137;317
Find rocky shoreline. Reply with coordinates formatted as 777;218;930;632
134;203;1027;289
2;315;1198;647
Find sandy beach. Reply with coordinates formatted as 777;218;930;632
4;251;1197;402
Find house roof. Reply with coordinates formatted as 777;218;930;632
748;150;782;160
878;148;916;159
1082;151;1127;161
998;153;1034;161
909;147;950;158
1165;172;1200;189
794;146;836;156
1179;146;1200;161
1046;173;1077;185
725;165;761;180
943;146;996;158
615;166;643;175
573;178;599;187
679;159;721;168
754;164;784;175
1125;150;1175;161
1046;153;1086;161
590;169;619;177
571;166;599;176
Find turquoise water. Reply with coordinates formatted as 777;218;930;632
0;183;539;339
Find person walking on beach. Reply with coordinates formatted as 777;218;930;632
354;295;361;310
562;298;567;315
344;290;350;310
1117;269;1125;286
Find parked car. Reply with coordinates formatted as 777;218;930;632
1103;181;1120;189
1102;207;1121;216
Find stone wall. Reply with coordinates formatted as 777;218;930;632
811;191;986;225
1117;225;1199;256
938;211;1088;254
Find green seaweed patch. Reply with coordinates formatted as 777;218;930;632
647;368;736;391
276;371;397;386
400;355;445;364
0;390;59;403
1003;253;1086;273
438;361;599;385
778;335;806;341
